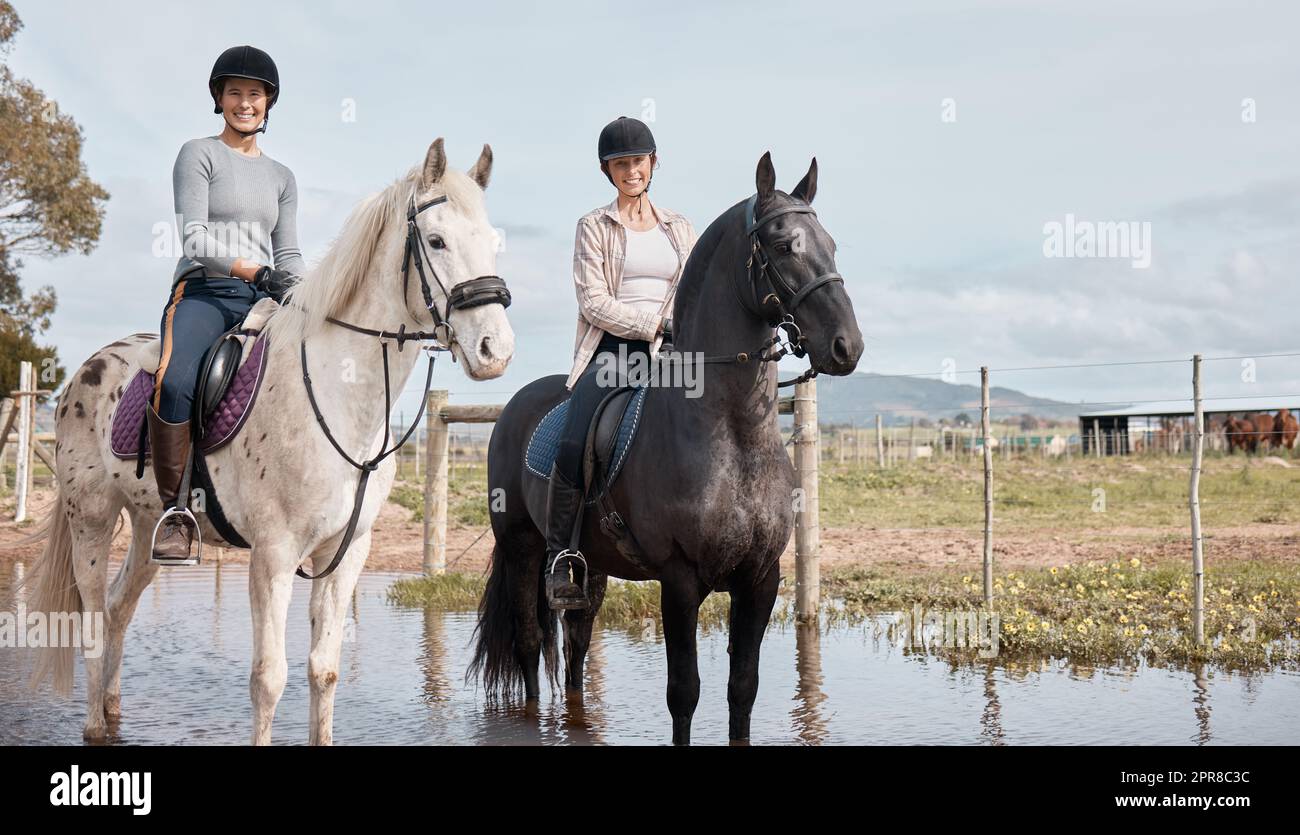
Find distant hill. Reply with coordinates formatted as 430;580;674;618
806;372;1082;426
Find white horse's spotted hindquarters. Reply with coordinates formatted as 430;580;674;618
22;138;514;745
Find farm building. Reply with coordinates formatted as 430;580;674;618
1078;397;1300;455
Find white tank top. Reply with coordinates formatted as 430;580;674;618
617;224;678;314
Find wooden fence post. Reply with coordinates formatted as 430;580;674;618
875;414;884;468
423;390;449;575
15;362;33;523
413;415;421;480
981;366;993;608
1190;355;1205;645
793;380;819;623
0;397;14;490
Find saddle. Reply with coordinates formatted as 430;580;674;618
110;298;279;460
525;385;649;551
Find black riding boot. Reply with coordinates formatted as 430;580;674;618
543;462;588;611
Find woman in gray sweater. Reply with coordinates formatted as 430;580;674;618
149;45;305;564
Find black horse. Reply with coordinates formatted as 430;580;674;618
471;152;863;744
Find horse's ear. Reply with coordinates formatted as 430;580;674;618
755;151;776;207
791;157;818;204
468;143;493;190
421;137;447;189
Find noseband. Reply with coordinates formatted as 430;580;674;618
399;195;512;351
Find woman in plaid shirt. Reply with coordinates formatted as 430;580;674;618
542;116;698;610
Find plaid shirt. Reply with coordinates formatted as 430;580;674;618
566;197;698;390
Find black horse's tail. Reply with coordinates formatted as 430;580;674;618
468;539;559;700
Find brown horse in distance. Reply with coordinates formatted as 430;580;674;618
1273;409;1298;450
1222;414;1269;454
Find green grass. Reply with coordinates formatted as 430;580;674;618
821;559;1300;670
593;578;735;634
388;463;490;527
387;452;1300;533
388;559;1300;671
387;572;736;632
817;453;1300;530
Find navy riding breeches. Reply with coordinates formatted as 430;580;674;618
153;274;270;423
555;333;650;486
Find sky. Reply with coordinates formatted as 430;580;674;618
6;0;1299;424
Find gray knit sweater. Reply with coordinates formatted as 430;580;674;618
171;135;308;283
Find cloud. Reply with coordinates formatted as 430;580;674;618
8;0;1300;417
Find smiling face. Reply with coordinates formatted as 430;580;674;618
603;153;654;197
219;77;269;130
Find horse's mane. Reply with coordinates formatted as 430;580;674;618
671;198;747;326
268;164;488;354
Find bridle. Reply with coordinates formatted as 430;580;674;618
691;194;844;388
319;194;512;352
739;194;844;339
295;191;511;580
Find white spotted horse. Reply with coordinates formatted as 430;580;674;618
20;138;515;744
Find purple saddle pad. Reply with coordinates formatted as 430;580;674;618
110;336;269;459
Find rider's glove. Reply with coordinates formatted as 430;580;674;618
253;266;300;303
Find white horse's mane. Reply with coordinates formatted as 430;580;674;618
268;163;488;354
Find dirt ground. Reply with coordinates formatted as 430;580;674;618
2;485;1296;576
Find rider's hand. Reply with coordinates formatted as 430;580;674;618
231;259;261;282
253;266;300;303
660;317;673;341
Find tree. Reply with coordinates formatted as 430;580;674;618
0;1;109;395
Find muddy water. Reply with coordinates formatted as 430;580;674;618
1;562;1297;745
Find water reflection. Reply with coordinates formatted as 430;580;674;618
791;622;828;745
419;603;450;706
0;563;1296;745
980;663;1004;745
1192;664;1212;745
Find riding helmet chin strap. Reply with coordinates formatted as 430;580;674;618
229;111;270;137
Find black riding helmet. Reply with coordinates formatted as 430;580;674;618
209;45;279;136
598;116;657;189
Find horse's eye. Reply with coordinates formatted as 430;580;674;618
428;236;446;250
775;242;792;254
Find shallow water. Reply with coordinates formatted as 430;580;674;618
1;561;1297;745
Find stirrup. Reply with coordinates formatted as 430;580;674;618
150;506;203;566
546;548;589;610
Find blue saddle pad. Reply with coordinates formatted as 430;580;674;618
525;387;649;498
